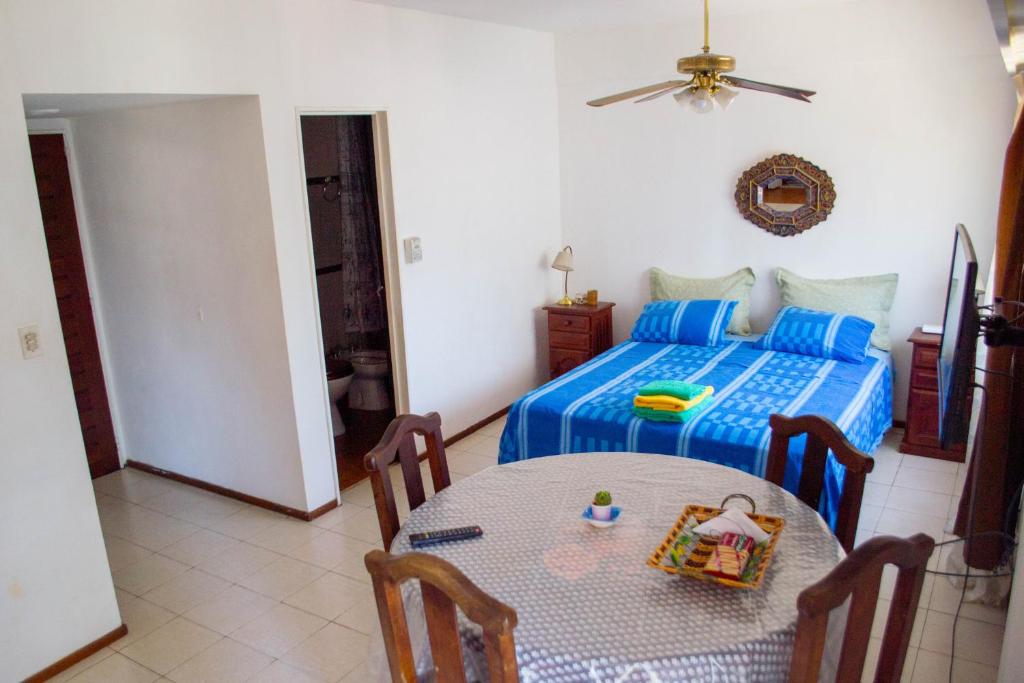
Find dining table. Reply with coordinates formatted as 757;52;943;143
368;452;847;682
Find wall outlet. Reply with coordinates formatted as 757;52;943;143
18;324;42;359
403;236;422;263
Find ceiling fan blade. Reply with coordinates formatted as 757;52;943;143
722;75;815;102
633;82;692;103
587;80;688;107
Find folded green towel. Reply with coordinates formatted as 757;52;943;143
632;399;711;423
637;380;707;401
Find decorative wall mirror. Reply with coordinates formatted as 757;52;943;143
734;154;835;236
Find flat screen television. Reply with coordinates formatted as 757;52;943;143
937;223;980;450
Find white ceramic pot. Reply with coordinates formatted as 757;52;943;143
591;503;613;521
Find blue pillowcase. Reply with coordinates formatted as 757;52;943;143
754;306;875;363
631;300;737;347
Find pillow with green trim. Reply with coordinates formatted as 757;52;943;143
650;267;755;335
775;267;898;351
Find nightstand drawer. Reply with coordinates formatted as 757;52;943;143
550;330;590;351
913;346;939;370
548;313;590;333
550;348;589;377
910;367;938;390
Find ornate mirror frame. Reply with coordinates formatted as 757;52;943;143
734;154;835;236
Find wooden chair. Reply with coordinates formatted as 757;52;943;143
788;534;934;683
365;550;519;683
765;414;875;553
364;412;451;550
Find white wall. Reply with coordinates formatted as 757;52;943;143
1;2;560;674
67;97;313;509
555;0;1016;419
0;29;121;683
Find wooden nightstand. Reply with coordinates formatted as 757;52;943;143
543;302;614;379
899;327;967;462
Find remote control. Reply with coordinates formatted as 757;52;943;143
409;526;483;548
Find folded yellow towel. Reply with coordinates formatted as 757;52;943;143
633;386;714;413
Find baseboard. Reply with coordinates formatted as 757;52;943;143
125;461;338;522
23;623;127;683
443;405;510;448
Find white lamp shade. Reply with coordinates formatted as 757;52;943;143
551;246;574;272
690;88;714;114
713;85;738;110
673;87;696;107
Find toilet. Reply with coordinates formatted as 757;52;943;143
349;349;391;411
326;362;354;436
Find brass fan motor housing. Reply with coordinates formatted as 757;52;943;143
677;53;735;74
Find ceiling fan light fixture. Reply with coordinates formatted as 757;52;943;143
713;85;738;110
673;87;696;106
690;88;714;114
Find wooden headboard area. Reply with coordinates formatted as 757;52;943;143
955;107;1024;569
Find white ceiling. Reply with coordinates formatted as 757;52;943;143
355;0;858;33
22;94;233;118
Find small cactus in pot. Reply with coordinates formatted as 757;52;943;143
591;490;613;521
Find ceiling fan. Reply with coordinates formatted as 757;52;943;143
587;0;815;113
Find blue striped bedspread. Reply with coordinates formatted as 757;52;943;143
498;339;893;529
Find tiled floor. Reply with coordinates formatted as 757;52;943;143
62;420;1004;682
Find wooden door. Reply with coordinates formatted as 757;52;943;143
29;134;120;479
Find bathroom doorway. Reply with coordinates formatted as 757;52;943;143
300;113;401;490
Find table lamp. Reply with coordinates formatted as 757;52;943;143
551;246;574;306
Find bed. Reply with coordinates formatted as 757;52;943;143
498;335;893;529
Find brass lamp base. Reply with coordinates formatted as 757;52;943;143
556;295;573;306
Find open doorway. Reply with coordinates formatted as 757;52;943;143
299;114;399;490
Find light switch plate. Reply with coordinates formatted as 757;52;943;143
19;324;42;359
403;237;422;263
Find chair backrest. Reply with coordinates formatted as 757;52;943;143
765;413;875;553
364;412;451;550
365;550;519;683
788;534;934;683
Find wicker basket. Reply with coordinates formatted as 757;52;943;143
647;494;785;590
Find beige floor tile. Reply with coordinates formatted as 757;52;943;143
196;542;281;583
870;598;927;648
461;435;501;458
104;535;156;571
159;529;240;567
281;623;368;681
880;567;934;604
248;519;326;555
910;652;998;683
918;610;1005;663
334;594;380;636
205;506;285;541
866;460;899;486
860;638;915;683
447;433;486;453
287;529;369;570
113;554;191;596
67;652;160;683
928;574;1007;625
893;468;957;495
47;647;116;682
863;481;891;507
308;502;368;530
107;507;201;552
238;557;325;600
338;660;372;683
250;660;327;683
478;416;507;437
884;486;953;518
900;453;960;474
231;604;328;658
329;536;378;584
120;617;221;675
94;470;178;504
875;509;947;540
183;585;278;635
858;504;882;533
165;637;273;683
283;572;372;621
142;569;232;614
338;479;376;508
446;451;496;477
112;596;177;651
329;506;384;545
